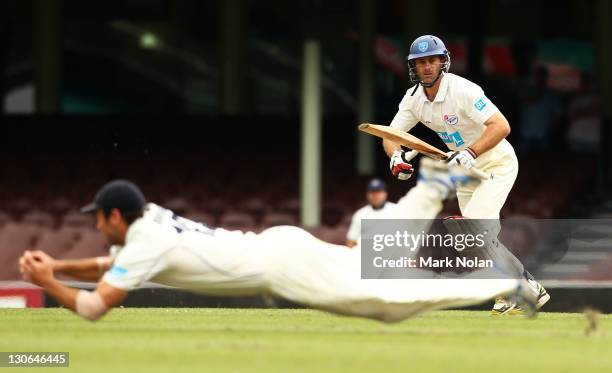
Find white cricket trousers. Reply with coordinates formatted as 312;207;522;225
457;139;519;219
259;226;519;322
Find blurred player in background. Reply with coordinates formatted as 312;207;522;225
19;180;536;322
384;35;550;314
346;178;396;247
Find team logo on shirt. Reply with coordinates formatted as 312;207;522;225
437;131;465;147
443;114;459;126
474;97;488;111
418;42;429;52
109;265;128;276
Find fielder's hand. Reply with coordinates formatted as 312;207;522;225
20;250;55;287
390;149;418;180
29;250;56;270
447;148;477;170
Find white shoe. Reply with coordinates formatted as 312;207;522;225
534;281;551;309
524;271;551;309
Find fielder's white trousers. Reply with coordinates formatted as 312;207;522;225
260;226;519;323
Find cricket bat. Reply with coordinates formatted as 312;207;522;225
359;123;494;180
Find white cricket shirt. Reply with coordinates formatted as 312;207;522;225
346;202;398;242
102;203;268;294
390;73;503;151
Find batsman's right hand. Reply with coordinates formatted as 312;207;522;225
389;149;418;180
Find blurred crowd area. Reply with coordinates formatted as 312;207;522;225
482;67;602;157
6;36;605;154
2;2;603;126
0;154;595;281
0;1;607;281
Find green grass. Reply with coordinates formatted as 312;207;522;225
1;308;611;373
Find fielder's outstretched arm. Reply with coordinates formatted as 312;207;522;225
19;251;127;321
25;250;113;282
54;257;113;282
43;281;126;321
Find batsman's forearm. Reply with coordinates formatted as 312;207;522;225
470;114;511;156
383;138;402;157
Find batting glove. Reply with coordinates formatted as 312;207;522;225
447;147;478;170
390;149;418;180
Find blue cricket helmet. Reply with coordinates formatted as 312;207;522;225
406;35;451;89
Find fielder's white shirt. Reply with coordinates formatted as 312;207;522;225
346;202;398;242
390;73;502;151
103;203;268;295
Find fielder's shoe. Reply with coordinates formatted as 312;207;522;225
492;280;550;316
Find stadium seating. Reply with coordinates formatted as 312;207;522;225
0;223;40;280
0;156;598;280
63;229;108;259
0;211;11;227
62;211;95;228
218;212;258;232
162;197;192;215
260;212;298;228
21;211;56;229
239;197;268;216
183;212;217;227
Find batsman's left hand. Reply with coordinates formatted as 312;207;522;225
447;148;477;170
389;149;418;180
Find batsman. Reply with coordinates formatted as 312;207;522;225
384;35;550;314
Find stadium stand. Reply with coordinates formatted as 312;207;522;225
0;156;599;280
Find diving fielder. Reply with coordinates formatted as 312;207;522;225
385;35;550;314
19;180;535;322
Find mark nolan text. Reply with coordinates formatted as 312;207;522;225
372;256;494;269
420;257;493;268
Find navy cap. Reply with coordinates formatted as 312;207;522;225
81;179;146;214
367;178;386;192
